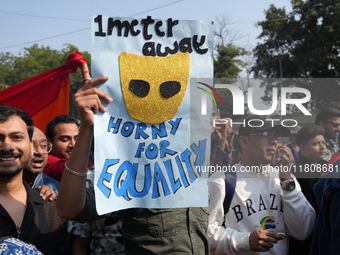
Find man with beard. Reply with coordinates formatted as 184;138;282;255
0;105;71;254
42;115;80;183
23;127;51;185
208;115;316;255
46;115;80;160
57;76;210;255
315;106;340;163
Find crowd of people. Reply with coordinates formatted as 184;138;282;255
209;104;340;255
1;65;340;255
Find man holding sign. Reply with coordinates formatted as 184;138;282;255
57;76;209;254
58;15;214;254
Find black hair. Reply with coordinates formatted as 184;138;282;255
296;125;324;146
0;105;34;141
326;102;340;109
315;106;340;125
46;115;80;141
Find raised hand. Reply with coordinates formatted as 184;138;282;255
74;76;112;127
249;230;285;252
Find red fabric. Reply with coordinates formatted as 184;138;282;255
43;155;93;181
31;84;70;132
0;51;86;132
43;155;68;181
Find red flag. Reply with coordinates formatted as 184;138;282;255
0;51;86;133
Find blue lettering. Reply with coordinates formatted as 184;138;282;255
169;118;181;135
152;162;171;198
181;149;196;183
151;122;167;139
128;163;151;197
107;117;122;133
135;123;149;139
114;161;134;201
121;122;134;137
145;143;158;159
159;140;176;158
190;139;206;176
97;159;119;198
135;143;145;158
164;159;181;193
175;155;189;188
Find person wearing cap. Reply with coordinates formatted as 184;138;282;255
272;125;301;167
208;115;316;255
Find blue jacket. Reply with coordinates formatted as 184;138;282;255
310;169;340;255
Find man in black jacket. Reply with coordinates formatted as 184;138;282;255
289;125;326;255
0;105;71;255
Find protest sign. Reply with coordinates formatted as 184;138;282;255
91;15;214;214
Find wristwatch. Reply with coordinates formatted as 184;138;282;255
280;179;295;191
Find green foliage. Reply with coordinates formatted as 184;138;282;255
213;45;250;118
0;83;10;90
212;14;250;118
252;1;340;111
0;44;91;118
214;44;249;79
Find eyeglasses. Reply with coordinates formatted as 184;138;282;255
326;121;340;128
33;140;52;153
249;132;283;142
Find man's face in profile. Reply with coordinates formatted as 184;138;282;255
50;123;79;159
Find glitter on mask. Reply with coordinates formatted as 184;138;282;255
119;52;190;124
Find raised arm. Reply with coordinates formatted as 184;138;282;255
57;75;111;219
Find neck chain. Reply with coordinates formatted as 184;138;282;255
16;206;26;239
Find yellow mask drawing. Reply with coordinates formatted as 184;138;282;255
119;52;190;124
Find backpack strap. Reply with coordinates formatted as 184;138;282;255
223;170;237;214
287;143;298;163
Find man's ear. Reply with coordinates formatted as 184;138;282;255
30;140;34;157
319;121;326;129
299;144;306;157
238;136;249;150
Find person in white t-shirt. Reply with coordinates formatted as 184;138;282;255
208;115;316;255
